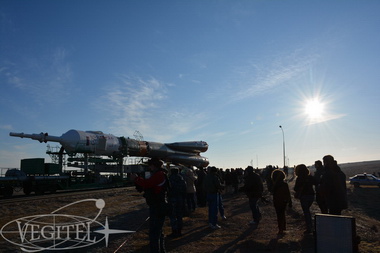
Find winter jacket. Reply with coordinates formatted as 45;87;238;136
135;169;168;206
182;168;197;193
242;172;263;199
203;173;222;194
273;181;292;208
319;170;348;211
294;175;315;198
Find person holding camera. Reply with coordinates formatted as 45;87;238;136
131;157;169;253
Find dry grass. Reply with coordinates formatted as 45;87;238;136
0;161;379;252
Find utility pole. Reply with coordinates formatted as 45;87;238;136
279;125;286;168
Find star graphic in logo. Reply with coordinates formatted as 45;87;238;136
94;217;135;247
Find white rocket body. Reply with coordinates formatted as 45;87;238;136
10;130;209;167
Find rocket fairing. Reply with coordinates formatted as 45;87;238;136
9;130;209;167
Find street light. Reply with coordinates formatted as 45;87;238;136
279;125;286;168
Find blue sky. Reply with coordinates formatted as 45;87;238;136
1;0;380;169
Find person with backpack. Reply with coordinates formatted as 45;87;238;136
132;157;169;253
168;167;187;237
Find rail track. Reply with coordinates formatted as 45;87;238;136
0;185;135;205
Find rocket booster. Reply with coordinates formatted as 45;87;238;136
9;130;209;167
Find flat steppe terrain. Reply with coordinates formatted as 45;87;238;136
0;160;379;252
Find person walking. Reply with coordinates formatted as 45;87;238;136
271;169;292;235
132;158;169;253
294;164;315;234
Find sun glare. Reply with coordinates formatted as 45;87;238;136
305;99;325;120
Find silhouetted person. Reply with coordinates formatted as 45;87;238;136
313;160;328;214
240;166;264;227
320;155;348;215
203;166;224;229
265;165;275;193
168;167;186;237
272;169;292;235
294;164;315;234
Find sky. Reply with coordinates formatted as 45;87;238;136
1;0;380;170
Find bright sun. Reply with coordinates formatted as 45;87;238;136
305;99;325;119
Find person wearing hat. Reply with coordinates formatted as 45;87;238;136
132;157;169;253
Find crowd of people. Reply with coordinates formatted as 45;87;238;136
131;154;348;253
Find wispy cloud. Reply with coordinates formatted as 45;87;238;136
1;47;73;105
0;124;12;130
99;75;208;141
232;50;318;101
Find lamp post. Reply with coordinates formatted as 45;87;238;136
279;125;286;168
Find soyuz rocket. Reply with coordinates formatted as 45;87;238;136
10;130;209;167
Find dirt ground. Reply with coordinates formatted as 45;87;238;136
114;182;380;253
1;161;379;253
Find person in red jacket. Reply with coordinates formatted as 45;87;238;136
132;157;169;253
